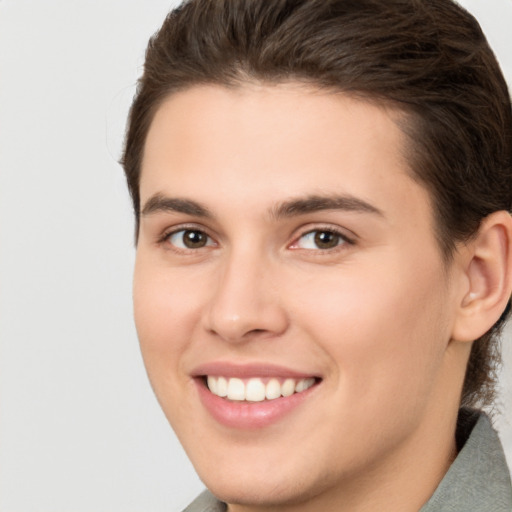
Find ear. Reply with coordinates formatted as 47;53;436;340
451;211;512;342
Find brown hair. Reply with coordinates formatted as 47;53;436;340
122;0;512;407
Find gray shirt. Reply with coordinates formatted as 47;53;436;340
183;409;512;512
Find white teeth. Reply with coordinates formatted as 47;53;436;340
295;377;315;393
281;378;295;397
207;376;217;395
217;377;228;397
226;377;245;401
265;378;281;400
246;378;266;402
206;376;316;402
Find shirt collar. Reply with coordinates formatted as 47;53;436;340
420;408;512;511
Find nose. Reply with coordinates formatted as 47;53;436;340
203;249;289;343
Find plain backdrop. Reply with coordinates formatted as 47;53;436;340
0;1;511;511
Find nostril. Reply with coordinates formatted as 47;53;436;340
247;328;266;335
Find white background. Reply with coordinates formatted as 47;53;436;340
0;1;511;511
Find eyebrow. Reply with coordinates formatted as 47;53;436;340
141;194;212;218
140;192;383;220
270;194;383;219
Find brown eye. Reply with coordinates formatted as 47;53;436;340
294;229;347;250
314;231;340;249
168;229;214;249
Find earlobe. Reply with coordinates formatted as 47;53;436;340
451;211;512;342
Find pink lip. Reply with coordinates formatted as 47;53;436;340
191;362;321;429
191;361;317;379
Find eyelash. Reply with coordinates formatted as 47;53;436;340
158;225;216;252
289;226;355;252
158;225;355;253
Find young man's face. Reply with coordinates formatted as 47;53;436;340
134;84;468;510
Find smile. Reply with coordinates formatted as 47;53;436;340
193;363;321;428
206;376;316;402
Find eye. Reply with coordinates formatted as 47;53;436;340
166;229;215;249
293;229;349;250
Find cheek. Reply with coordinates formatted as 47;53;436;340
132;257;209;427
292;253;452;409
132;256;203;371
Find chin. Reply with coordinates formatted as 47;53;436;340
202;474;322;510
192;448;339;510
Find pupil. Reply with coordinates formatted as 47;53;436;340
184;230;206;248
314;231;338;249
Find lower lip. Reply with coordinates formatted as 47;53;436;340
195;379;318;429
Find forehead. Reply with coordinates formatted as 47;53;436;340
140;83;432;228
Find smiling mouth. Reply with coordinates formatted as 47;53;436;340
205;376;318;402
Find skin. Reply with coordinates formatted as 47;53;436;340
134;84;476;512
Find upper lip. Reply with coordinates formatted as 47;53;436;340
190;361;320;380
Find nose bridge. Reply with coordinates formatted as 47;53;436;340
205;245;287;342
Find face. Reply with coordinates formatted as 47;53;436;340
134;84;466;510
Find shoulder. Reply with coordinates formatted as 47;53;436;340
182;490;226;512
421;409;512;511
